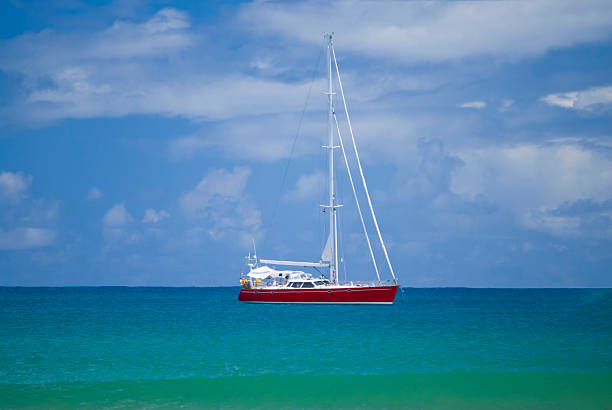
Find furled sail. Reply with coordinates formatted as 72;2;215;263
321;232;333;262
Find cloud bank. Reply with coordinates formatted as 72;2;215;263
239;0;612;62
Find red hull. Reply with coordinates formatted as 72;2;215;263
238;285;398;304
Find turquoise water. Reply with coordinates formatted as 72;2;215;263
0;287;610;408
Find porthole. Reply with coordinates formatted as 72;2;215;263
346;289;351;292
327;290;331;293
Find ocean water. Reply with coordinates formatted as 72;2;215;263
0;287;610;409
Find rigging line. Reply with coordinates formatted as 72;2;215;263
263;47;323;253
318;132;325;256
331;45;397;284
334;113;380;281
333;125;347;284
339;205;348;283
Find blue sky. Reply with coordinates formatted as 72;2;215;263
1;0;611;286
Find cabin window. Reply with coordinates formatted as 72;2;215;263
302;282;315;288
314;281;324;286
290;282;302;288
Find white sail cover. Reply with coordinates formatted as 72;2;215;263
260;259;329;267
247;266;282;279
321;232;333;262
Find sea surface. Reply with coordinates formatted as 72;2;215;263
0;287;610;409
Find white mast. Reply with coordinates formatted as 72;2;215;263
325;33;338;285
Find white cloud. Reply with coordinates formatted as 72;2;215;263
101;203;138;245
498;99;515;112
142;208;170;223
0;171;32;205
239;0;612;62
0;6;325;125
11;71;319;124
284;171;325;202
168;108;428;165
541;91;578;108
541;85;612;110
250;56;291;76
2;8;302;125
153;77;304;118
5;1;609;126
459;101;486;109
169;112;324;162
179;167;251;217
179;167;261;245
102;203;133;227
1;8;191;74
87;186;104;201
167;135;210;160
521;210;582;237
0;171;58;250
451;141;612;235
0;227;56;250
91;8;191;59
136;75;314;121
22;199;60;225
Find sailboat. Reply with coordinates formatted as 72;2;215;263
238;34;399;304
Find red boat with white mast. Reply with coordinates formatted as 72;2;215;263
239;34;399;304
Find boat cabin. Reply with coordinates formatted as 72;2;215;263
286;278;331;288
243;266;331;289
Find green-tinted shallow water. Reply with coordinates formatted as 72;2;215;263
1;287;611;408
1;373;611;409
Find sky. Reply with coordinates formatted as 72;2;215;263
0;0;611;287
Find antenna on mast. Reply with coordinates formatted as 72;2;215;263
246;238;258;271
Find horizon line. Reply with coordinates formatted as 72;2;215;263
1;285;610;290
